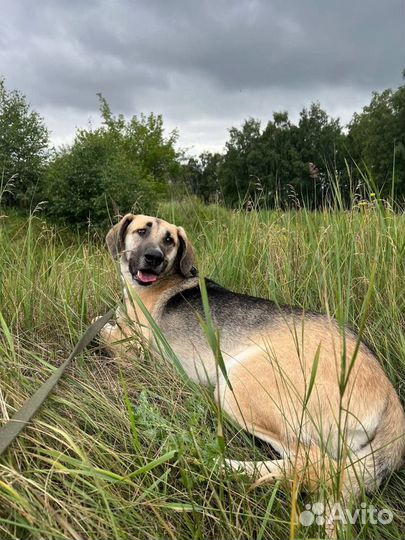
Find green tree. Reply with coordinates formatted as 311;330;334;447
348;83;405;197
297;102;346;206
0;77;49;206
44;96;180;226
182;152;223;202
258;112;305;204
218;106;345;208
220;118;263;205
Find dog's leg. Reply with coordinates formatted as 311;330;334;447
215;347;337;492
92;315;131;353
214;347;290;487
224;458;285;479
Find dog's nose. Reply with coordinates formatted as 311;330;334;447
144;248;164;267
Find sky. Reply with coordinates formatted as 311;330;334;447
1;0;404;156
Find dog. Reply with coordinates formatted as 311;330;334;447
96;213;405;521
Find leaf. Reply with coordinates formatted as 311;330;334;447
124;450;178;480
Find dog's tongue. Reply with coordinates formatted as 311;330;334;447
137;270;158;283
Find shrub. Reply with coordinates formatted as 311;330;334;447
44;96;180;227
0;77;49;207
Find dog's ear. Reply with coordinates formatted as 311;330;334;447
177;226;197;278
106;214;135;258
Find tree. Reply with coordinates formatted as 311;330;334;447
347;83;405;197
218;106;345;208
296;102;346;206
258;112;304;204
220;118;263;205
44;96;180;227
182;152;223;202
0;78;49;206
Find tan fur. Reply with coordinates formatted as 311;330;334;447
113;274;198;343
96;214;405;533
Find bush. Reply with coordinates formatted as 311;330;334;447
44;96;180;227
348;83;405;197
0;77;49;207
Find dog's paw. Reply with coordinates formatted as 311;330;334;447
91;316;116;341
91;315;107;325
100;322;116;341
215;457;248;475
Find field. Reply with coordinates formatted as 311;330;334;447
1;199;405;539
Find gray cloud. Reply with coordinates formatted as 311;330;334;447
1;0;403;154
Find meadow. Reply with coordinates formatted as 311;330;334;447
0;198;405;539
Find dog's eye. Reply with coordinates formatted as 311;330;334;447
137;229;146;236
165;235;173;244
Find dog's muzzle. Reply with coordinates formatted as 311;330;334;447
129;247;166;285
143;248;164;268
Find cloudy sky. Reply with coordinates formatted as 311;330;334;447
1;0;403;155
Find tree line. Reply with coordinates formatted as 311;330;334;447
0;75;404;226
183;86;404;208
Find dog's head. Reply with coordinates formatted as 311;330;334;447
106;214;197;286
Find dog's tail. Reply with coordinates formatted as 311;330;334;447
339;390;405;497
249;390;405;498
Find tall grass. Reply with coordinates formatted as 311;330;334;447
0;198;404;539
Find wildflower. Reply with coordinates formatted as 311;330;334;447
370;193;376;198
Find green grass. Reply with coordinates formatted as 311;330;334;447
0;199;405;539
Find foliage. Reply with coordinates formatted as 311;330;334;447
44;96;180;227
182;104;347;208
297;103;347;204
0;78;49;207
1;74;404;218
348;83;405;197
181;81;404;208
182;152;224;202
219;117;263;205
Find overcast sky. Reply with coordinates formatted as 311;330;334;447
1;0;404;155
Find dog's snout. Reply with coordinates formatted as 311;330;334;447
144;247;164;267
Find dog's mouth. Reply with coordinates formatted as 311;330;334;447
133;269;159;286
